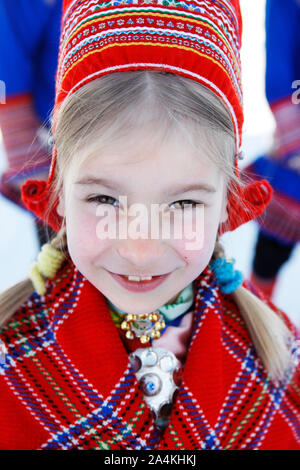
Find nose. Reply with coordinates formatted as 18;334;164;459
116;239;164;268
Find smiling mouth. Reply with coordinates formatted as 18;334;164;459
107;270;172;292
108;271;171;281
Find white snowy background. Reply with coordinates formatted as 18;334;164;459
0;0;299;326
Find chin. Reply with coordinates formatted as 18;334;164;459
108;288;172;309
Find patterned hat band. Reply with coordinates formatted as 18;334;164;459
56;0;243;152
21;0;273;233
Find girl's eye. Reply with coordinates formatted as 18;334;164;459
169;200;203;210
87;195;119;207
86;196;202;210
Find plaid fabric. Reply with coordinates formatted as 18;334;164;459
0;258;299;450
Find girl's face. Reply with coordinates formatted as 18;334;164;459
58;126;228;314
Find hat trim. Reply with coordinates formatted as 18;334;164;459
64;62;241;152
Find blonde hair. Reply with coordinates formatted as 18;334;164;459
0;71;296;383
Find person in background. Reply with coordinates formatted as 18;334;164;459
247;0;300;299
0;0;63;246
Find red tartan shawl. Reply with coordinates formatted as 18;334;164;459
0;258;299;450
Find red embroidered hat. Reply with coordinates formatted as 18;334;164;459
21;0;272;233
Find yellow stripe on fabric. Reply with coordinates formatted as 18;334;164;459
61;41;239;101
67;10;230;51
63;11;239;75
168;422;186;449
108;308;123;328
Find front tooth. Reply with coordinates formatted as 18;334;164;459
128;276;141;281
127;275;152;281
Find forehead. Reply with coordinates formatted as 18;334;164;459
71;125;221;185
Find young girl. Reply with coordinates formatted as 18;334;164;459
0;0;299;450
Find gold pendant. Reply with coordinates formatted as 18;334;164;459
120;310;166;344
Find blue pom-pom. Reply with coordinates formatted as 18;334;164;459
210;258;243;294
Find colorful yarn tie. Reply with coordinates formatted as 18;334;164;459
29;244;65;295
210;257;243;294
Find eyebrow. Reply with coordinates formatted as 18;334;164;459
75;176;217;195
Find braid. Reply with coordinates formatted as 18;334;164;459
210;238;296;383
50;226;67;253
212;238;226;260
0;227;68;328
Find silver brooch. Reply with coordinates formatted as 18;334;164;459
129;347;183;429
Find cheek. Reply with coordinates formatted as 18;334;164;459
181;241;214;271
65;204;114;267
171;205;220;269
